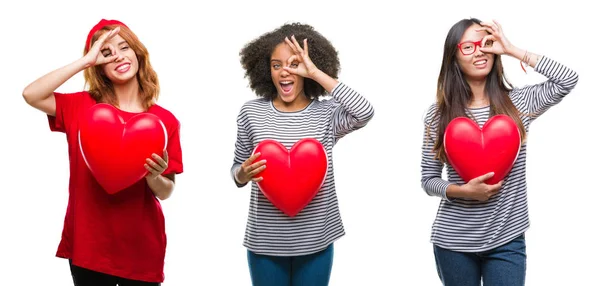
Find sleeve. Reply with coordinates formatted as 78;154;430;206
420;106;453;201
331;82;375;141
230;106;253;188
163;117;183;175
511;56;579;120
47;92;84;133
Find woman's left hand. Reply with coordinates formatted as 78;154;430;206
145;150;168;180
477;20;515;56
283;35;320;79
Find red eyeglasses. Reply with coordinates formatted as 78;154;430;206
457;39;493;55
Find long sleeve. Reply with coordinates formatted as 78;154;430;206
231;106;253;188
331;82;375;141
511;56;579;120
420;109;453;201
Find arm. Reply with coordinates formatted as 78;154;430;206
230;107;266;187
478;20;579;118
22;28;121;116
147;173;175;200
420;115;454;201
283;36;374;139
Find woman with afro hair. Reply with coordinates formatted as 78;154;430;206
231;23;374;286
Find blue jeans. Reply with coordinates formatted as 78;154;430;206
433;234;526;286
247;244;334;286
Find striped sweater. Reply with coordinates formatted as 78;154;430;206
421;56;579;252
231;82;375;256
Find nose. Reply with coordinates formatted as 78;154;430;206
280;67;290;77
114;50;125;62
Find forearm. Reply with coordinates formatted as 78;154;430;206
23;57;90;114
231;164;247;187
309;69;339;93
146;174;175;200
507;46;540;68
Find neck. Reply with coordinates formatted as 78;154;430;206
467;78;488;108
273;92;311;112
114;78;144;112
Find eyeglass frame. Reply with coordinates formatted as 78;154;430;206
457;39;493;55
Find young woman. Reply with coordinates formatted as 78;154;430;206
232;23;374;286
22;19;183;285
421;18;578;285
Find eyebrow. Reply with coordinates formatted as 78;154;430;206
270;59;282;63
118;41;128;46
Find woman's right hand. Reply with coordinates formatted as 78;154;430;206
83;27;121;67
235;153;267;184
459;172;503;201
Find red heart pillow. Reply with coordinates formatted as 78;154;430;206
79;103;167;194
444;115;521;185
253;138;328;217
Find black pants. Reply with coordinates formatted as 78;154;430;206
69;260;161;286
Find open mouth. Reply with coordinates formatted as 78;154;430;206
280;81;294;94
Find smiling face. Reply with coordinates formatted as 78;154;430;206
456;24;494;81
270;42;306;107
100;34;139;85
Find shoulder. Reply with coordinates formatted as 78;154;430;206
423;103;439;125
238;98;270;115
148;104;180;128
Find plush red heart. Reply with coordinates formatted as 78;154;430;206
79;103;167;194
444;115;521;185
252;138;328;217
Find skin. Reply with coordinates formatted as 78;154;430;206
22;27;175;200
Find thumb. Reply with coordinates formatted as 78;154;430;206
477;172;495;182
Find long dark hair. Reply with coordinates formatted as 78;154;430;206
432;18;526;163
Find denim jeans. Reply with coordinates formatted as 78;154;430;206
433;234;526;286
247;244;334;286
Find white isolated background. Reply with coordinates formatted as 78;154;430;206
1;0;597;285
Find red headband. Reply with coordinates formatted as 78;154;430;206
85;19;128;50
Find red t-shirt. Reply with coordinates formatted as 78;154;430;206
48;91;183;283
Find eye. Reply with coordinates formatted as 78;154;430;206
120;46;129;51
290;63;298;68
272;64;281;69
101;49;111;57
484;40;493;47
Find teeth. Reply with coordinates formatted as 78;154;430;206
474;60;487;65
117;64;130;71
281;81;293;84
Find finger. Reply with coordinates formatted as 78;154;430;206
476;172;495;183
492;19;503;33
100;43;117;58
290;35;304;54
249;159;267;170
248;165;267;177
479;35;496;53
243;152;261;167
146;158;162;171
303;38;309;57
475;27;494;35
251;177;263;182
490;180;504;191
152;153;168;169
285;37;299;54
144;164;159;176
96;27;120;47
286;55;300;67
163;149;169;163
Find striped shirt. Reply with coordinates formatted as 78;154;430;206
231;82;374;256
421;56;579;252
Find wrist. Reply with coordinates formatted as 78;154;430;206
508;46;524;60
234;167;246;184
